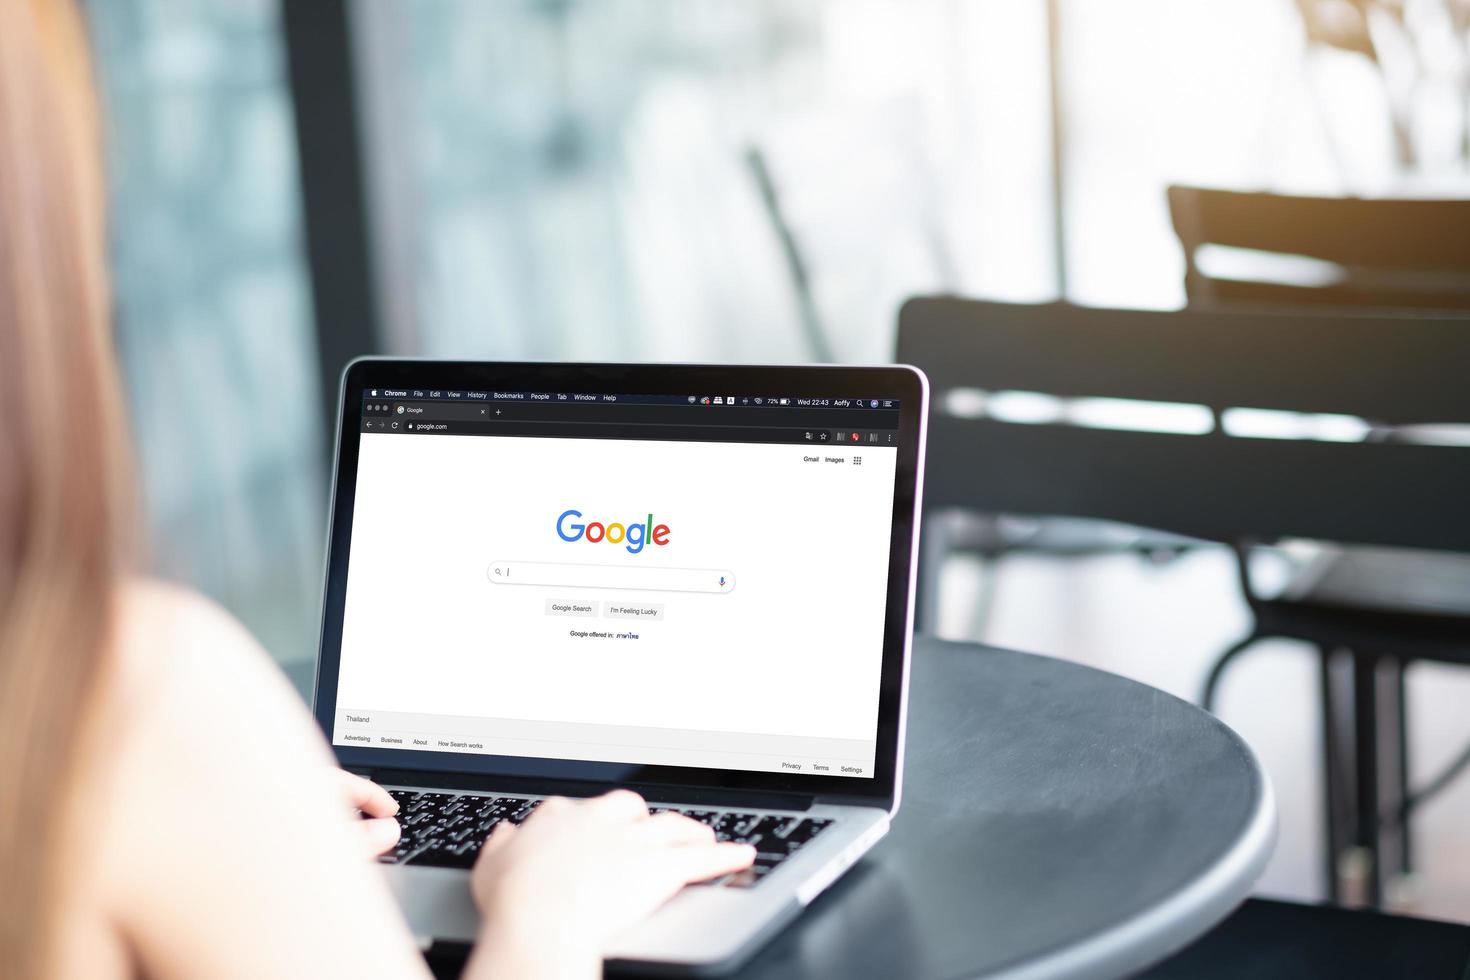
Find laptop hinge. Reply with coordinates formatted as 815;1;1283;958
632;784;813;811
358;768;815;812
813;792;892;812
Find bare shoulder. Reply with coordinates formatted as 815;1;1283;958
109;579;314;734
90;582;428;978
100;578;334;810
113;578;269;679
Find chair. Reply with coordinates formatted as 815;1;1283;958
898;297;1470;907
1170;184;1470;906
1168;186;1470;312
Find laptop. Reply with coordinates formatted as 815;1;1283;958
313;360;927;974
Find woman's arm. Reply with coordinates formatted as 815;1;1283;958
98;583;753;979
100;584;432;980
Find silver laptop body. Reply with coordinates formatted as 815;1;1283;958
314;361;927;973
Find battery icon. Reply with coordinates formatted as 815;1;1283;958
779;398;790;405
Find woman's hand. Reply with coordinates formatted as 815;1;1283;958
334;769;401;857
467;790;755;979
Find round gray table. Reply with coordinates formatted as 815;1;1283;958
712;637;1277;980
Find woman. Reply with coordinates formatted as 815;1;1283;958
0;2;754;977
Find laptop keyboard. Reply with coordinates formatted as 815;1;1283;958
375;790;832;889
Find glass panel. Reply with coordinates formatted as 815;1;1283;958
86;0;325;671
356;0;1054;365
1056;0;1443;309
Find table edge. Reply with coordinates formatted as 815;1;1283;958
982;721;1279;980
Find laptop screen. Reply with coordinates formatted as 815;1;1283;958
331;386;902;781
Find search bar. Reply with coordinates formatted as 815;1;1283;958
487;561;735;594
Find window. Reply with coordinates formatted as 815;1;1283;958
87;0;326;672
352;0;1056;365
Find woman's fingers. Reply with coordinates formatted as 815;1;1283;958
337;769;399;818
359;816;402;857
586;789;648;822
639;812;716;845
668;841;757;885
329;770;400;858
479;820;519;859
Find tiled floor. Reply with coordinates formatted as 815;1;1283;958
933;546;1470;922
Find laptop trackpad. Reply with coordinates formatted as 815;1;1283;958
386;863;776;959
388;867;479;945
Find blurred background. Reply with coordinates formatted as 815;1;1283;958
81;0;1470;923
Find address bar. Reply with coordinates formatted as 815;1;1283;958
487;561;735;594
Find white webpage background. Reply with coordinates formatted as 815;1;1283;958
336;433;897;746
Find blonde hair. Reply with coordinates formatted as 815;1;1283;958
0;1;135;975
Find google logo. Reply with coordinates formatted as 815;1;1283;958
557;509;671;555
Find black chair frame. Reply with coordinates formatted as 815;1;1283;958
899;297;1470;907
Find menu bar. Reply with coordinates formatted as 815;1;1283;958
363;389;900;411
